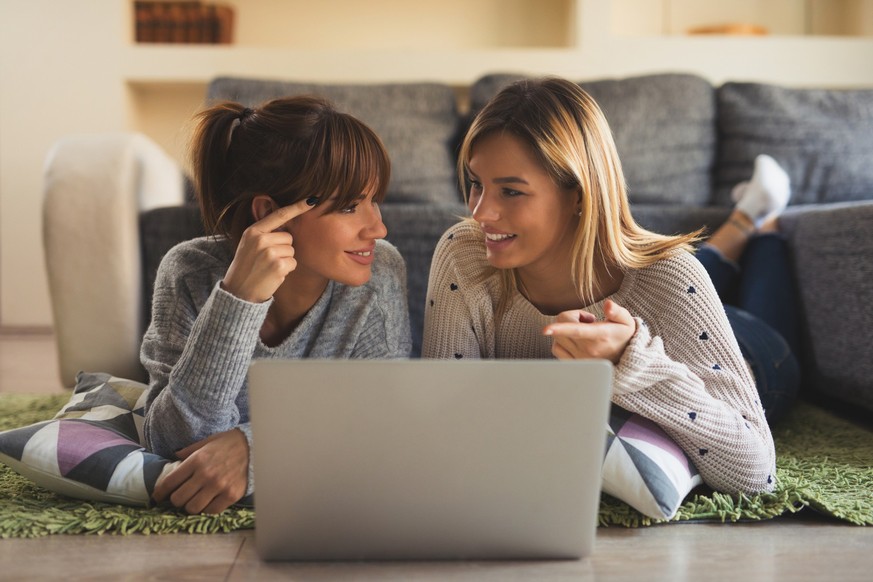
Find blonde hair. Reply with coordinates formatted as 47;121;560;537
458;77;701;310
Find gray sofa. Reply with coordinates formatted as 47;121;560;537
43;73;873;416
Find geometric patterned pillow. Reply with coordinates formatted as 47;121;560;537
0;372;179;507
601;406;704;520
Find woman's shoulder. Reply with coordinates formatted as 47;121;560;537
432;220;489;274
636;248;710;284
369;239;406;282
374;238;403;265
373;238;408;271
438;219;484;248
156;236;233;282
622;249;720;312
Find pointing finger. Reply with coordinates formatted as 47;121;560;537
253;197;317;233
543;322;601;338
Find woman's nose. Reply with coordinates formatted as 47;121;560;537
364;202;388;240
470;191;498;223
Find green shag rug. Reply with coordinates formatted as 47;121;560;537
1;394;870;537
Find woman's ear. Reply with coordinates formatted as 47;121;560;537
251;195;277;222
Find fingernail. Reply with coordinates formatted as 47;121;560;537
306;196;319;206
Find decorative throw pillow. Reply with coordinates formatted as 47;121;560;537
0;372;178;507
602;406;704;519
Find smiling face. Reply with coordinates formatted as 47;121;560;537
287;189;388;288
467;132;579;281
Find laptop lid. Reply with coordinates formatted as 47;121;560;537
248;359;612;561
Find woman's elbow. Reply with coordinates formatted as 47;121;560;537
142;413;187;459
717;452;776;495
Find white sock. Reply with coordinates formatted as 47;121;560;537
732;154;791;227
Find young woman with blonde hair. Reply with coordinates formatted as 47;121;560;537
422;77;793;496
143;96;411;514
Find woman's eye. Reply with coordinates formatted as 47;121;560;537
339;203;359;214
502;188;523;198
469;180;482;193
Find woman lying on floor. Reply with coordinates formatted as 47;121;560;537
423;77;801;496
142;97;411;514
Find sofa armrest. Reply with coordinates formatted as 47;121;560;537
43;133;184;387
779;201;873;413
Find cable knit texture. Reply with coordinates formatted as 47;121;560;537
422;221;776;495
141;236;412;495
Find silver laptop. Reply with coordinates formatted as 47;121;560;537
248;359;613;561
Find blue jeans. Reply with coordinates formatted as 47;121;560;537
696;234;800;424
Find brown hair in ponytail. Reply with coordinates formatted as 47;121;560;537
190;96;391;245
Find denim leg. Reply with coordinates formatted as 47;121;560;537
737;234;801;358
725;305;800;425
695;245;740;305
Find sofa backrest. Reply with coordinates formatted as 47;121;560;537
468;73;717;207
715;82;873;207
207;77;464;206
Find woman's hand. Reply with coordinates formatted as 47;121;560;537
222;198;315;303
152;428;250;515
543;299;637;364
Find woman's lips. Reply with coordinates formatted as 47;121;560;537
484;231;517;250
346;246;376;265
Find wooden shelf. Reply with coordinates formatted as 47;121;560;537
122;35;873;89
121;45;588;86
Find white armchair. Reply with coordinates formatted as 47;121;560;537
43;133;185;387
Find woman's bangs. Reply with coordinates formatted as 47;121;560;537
322;117;390;213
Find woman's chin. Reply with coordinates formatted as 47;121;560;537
485;251;520;270
335;269;373;288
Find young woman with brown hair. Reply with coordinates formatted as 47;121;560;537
142;96;411;514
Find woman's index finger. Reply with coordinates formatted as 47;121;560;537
254;198;316;232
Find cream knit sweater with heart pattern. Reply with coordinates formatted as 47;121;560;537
423;221;776;495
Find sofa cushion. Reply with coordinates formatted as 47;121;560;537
470;73;717;206
207;77;462;205
716;83;873;206
631;204;731;239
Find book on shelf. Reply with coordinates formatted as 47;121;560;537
134;1;234;44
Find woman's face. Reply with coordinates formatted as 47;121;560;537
288;190;388;288
467;132;578;277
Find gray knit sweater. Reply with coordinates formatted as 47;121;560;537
141;236;412;494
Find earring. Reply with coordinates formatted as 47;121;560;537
575;207;582;217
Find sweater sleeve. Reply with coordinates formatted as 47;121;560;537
611;253;776;495
422;223;492;359
140;246;269;472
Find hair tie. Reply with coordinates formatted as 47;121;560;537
228;107;254;147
